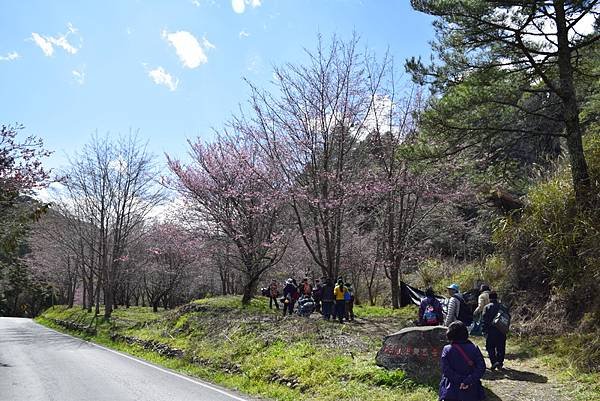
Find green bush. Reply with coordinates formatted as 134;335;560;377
493;133;600;321
416;256;507;295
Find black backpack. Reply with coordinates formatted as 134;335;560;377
492;304;511;334
453;295;474;326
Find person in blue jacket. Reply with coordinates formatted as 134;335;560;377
439;321;486;401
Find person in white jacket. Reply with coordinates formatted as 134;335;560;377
444;283;463;326
473;285;491;318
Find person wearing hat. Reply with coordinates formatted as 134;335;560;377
445;283;465;327
282;278;298;316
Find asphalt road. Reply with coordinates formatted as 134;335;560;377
0;317;250;401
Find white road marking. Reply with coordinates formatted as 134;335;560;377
37;321;248;401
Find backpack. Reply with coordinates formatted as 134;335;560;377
423;304;439;325
453;295;474;326
492;305;511;334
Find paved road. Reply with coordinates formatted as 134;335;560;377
0;317;250;401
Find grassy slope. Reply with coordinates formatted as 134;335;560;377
37;297;599;401
38;298;436;401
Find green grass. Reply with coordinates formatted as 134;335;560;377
37;299;438;401
37;297;600;401
512;334;600;401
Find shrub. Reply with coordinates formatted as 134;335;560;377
493;133;600;324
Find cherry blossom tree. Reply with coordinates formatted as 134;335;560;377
167;134;287;304
142;223;200;312
234;35;390;280
0;124;51;316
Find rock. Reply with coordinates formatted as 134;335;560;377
375;326;447;382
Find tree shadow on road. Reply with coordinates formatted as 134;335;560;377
485;367;548;383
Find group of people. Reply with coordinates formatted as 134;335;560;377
265;277;355;322
419;283;511;401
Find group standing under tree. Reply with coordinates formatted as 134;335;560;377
264;276;355;323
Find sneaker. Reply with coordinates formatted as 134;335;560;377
491;362;501;370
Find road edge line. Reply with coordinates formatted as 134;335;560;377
34;319;249;401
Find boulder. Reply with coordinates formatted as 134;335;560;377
375;326;447;382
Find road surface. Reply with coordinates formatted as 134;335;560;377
0;317;250;401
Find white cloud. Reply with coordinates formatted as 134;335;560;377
147;66;179;91
34;182;66;204
191;0;201;6
239;30;250;39
31;33;54;56
30;23;81;57
232;0;261;14
246;53;263;73
0;51;20;61
72;67;85;85
232;0;245;14
571;11;596;38
202;36;216;50
162;30;212;69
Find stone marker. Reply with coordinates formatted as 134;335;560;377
375;326;447;382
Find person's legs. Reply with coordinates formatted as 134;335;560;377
283;301;290;316
497;333;507;368
348;299;354;321
269;297;274;309
335;301;345;323
322;301;332;319
486;333;498;368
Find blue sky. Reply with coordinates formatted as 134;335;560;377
0;0;434;172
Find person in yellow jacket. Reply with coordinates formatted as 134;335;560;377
333;278;346;323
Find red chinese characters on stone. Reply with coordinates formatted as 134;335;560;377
382;345;442;359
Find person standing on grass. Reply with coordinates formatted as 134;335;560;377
333;278;347;323
482;291;508;371
300;277;313;297
282;278;298;316
439;321;486;401
344;283;355;321
321;278;334;320
269;279;280;310
312;278;323;313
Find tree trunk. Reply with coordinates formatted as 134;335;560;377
82;276;87;310
104;285;113;320
390;267;400;309
94;282;101;316
241;275;259;305
554;0;591;209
